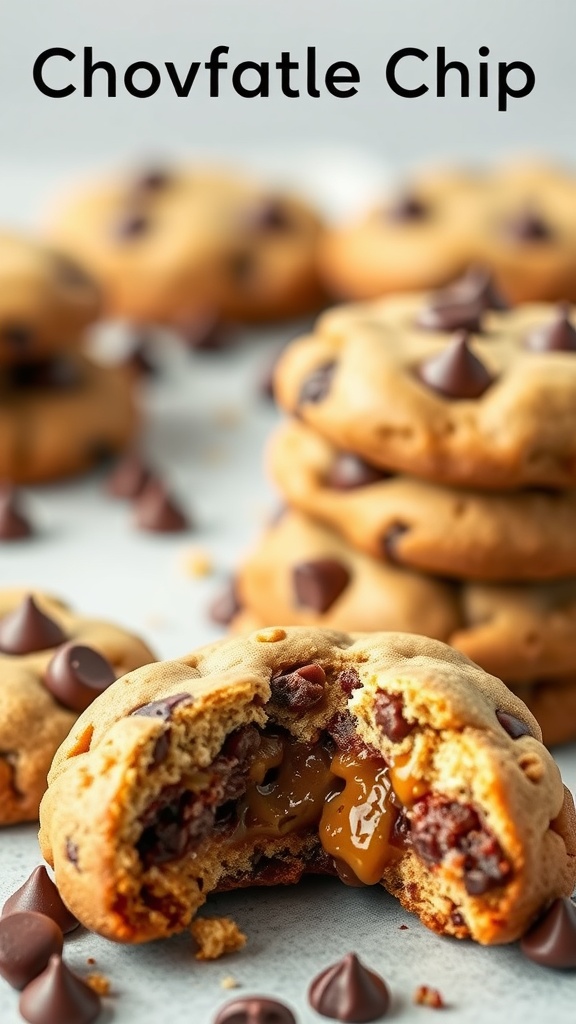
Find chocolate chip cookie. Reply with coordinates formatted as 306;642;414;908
269;419;576;581
39;626;576;946
47;167;325;326
0;353;138;482
0;231;99;367
0;590;155;824
320;162;576;304
274;290;576;489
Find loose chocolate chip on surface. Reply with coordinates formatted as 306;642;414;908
209;580;242;626
114;212;150;240
133;478;190;533
3;866;78;934
525;304;576;353
520;898;576;968
298;361;336;405
327;452;387;490
308;952;390;1022
0;484;33;540
19;955;101;1024
270;663;326;711
106;451;152;499
0;912;63;990
381;522;409;564
0;596;66;655
214;995;297;1024
496;710;533;740
386;193;429;222
374;691;414;742
418;331;493;399
43;643;116;714
505;208;554;243
293;558;350;613
131;693;194;721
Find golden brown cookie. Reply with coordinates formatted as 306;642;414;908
39;626;576;946
0;231;99;366
0;590;155;824
0;353;138;483
320;162;576;303
269;419;576;581
234;511;576;684
46;167;325;326
275;291;576;489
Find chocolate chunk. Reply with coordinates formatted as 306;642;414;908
308;952;390;1022
178;312;232;352
505;208;554;243
525;305;576;353
293;559;350;613
0;484;33;540
133;478;190;533
270;663;326;711
214;996;296;1024
381;522;409;564
3;867;78;934
131;693;193;721
496;710;533;739
298;361;336;405
105;451;152;499
43;643;116;714
374;691;414;742
0;912;63;990
209;580;242;626
520;898;576;968
0;596;66;655
136;787;214;867
387;193;428;222
418;331;493;399
327;453;387;490
2;324;32;350
338;667;362;695
114;212;149;240
19;955;101;1024
244;198;293;232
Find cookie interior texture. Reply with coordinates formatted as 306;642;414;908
39;628;576;947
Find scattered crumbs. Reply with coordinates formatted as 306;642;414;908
220;975;240;990
413;985;446;1009
86;973;112;997
213;405;244;429
86;957;96;965
182;547;214;578
399;924;409;930
191;917;247;961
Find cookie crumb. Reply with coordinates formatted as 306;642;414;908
191;917;247;961
399;924;409;930
86;957;96;965
220;975;240;990
86;973;111;996
183;548;214;578
413;985;445;1009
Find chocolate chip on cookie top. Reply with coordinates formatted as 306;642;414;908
0;596;66;655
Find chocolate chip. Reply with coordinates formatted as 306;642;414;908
525;304;576;353
270;663;326;711
105;451;152;499
133;478;190;533
43;643;116;714
134;168;171;192
209;580;242;626
337;667;362;695
496;710;533;739
2;324;32;350
214;996;296;1024
0;484;33;540
308;952;390;1023
293;558;350;613
19;954;101;1024
418;331;493;399
386;193;429;222
131;693;193;721
2;867;78;934
151;732;171;767
244;198;293;232
114;212;150;240
374;691;414;742
417;267;509;333
178;313;233;352
520;898;576;968
327;452;387;490
505;208;554;243
65;840;79;868
0;912;63;990
298;361;336;405
0;596;66;655
381;522;409;564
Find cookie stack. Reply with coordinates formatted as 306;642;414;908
0;231;138;482
232;275;576;746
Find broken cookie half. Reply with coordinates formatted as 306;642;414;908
39;627;576;946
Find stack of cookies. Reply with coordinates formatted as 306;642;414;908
232;273;576;746
0;231;138;482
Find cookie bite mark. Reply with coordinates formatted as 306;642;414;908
417;331;494;399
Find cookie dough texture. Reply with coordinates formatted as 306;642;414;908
0;232;99;366
39;627;576;946
320;163;576;303
47;167;325;326
269;419;576;581
274;294;576;489
0;354;138;483
0;590;155;824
